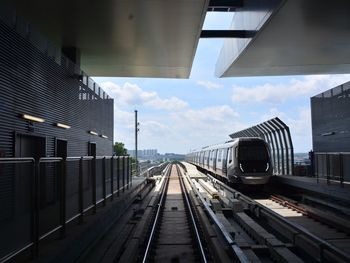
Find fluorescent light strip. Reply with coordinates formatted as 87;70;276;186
101;135;108;139
56;123;71;129
22;114;45;123
89;130;98;136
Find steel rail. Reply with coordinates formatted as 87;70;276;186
184;172;250;263
205;173;350;262
142;164;171;263
176;165;208;263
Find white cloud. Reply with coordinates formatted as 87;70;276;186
112;105;134;145
196;80;223;90
101;81;188;111
140;120;173;138
175;105;239;124
169;105;244;150
232;74;350;104
116;104;245;153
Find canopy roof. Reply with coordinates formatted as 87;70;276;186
216;0;350;77
5;0;208;78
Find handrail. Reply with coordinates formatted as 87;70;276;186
0;157;35;163
316;152;350;155
39;157;63;163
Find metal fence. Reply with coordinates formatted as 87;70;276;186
140;162;169;178
0;156;132;262
314;152;350;186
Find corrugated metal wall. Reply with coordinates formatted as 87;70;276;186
311;81;350;152
0;17;113;157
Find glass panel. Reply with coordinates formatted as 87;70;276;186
239;145;269;161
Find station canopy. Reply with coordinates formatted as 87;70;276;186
3;0;208;78
216;0;350;77
3;0;350;79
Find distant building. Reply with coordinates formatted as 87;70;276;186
162;153;185;161
128;149;159;160
0;11;113;158
127;149;185;162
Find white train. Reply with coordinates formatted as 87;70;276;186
186;137;272;185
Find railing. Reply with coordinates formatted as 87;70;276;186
314;152;350;186
140;162;168;178
0;156;132;262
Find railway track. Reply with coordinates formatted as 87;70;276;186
254;194;350;260
78;162;350;263
142;164;208;262
200;170;350;263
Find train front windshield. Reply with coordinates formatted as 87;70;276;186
238;141;270;173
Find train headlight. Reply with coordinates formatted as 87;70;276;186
265;163;270;171
239;163;244;172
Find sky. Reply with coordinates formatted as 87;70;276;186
93;13;350;154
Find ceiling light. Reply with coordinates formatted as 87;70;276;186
321;132;335;136
101;134;108;139
56;123;71;129
89;130;98;136
22;114;45;123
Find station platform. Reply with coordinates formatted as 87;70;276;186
271;175;350;203
33;177;148;263
181;162;207;180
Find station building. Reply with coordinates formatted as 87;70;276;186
311;81;350;181
0;9;113;158
0;8;121;260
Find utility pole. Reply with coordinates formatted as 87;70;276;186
135;110;139;175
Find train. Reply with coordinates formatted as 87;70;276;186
186;137;272;185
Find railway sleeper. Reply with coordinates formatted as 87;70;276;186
219;196;245;213
302;195;350;218
144;165;209;262
234;212;303;262
215;212;262;262
258;208;350;263
272;194;350;235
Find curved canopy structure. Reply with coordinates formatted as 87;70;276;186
229;117;294;175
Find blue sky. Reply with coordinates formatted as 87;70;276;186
94;13;350;154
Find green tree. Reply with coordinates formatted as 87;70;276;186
114;142;128;156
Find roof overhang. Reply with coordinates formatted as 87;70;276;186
216;0;350;77
3;0;208;78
